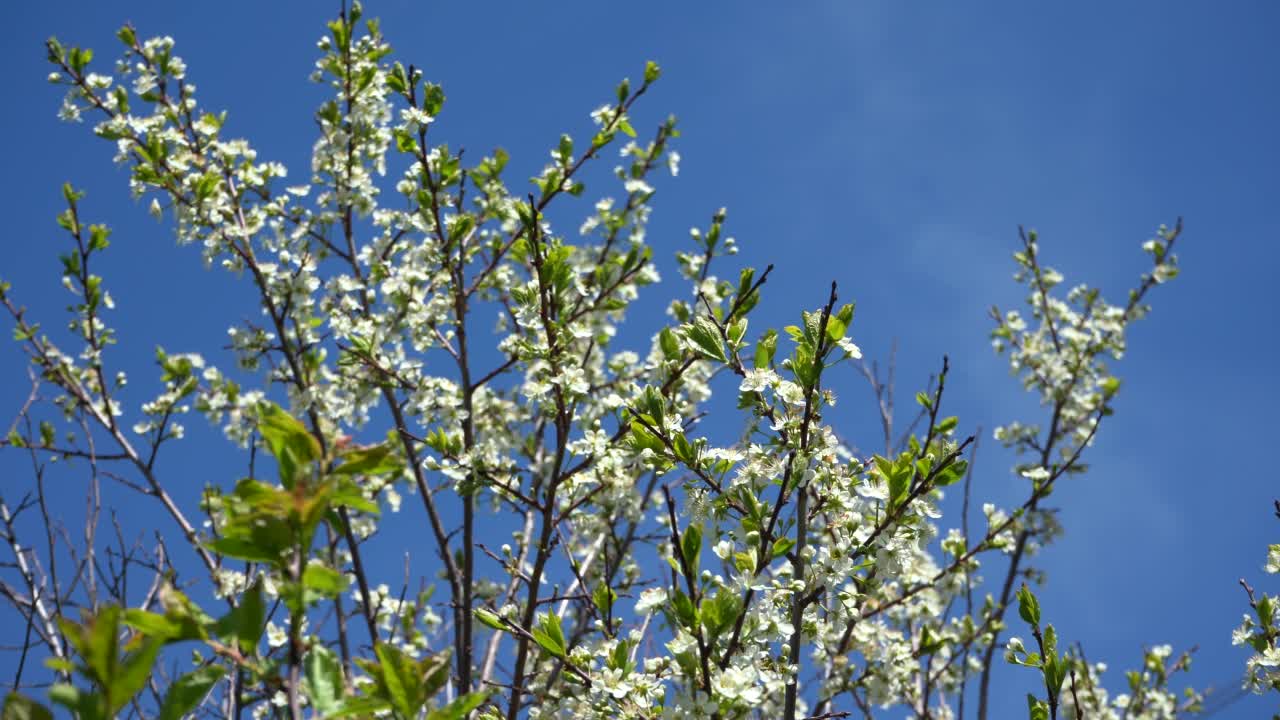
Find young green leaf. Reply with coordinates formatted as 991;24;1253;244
681;523;702;579
474;608;507;632
334;443;401;476
592;583;617;617
427;691;491;720
1017;584;1041;627
330;697;392;719
671;590;698;630
531;613;568;659
47;685;99;720
158;665;226;720
2;693;54;720
372;643;420;720
644;60;661;84
302;564;348;597
771;537;796;561
110;637;164;714
755;328;778;369
304;646;344;718
683;317;727;363
211;580;257;652
257;403;321;487
1026;694;1049;720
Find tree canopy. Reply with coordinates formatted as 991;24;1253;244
1;3;1276;720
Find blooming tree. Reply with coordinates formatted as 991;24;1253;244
0;4;1247;719
1234;504;1280;704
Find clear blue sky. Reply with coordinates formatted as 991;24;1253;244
2;2;1277;717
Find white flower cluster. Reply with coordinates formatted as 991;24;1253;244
1057;647;1203;719
991;226;1179;465
1235;540;1280;697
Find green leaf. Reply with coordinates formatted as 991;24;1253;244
88;225;110;252
121;609;180;640
671;590;697;630
48;684;99;720
12;323;39;342
374;643;421;719
418;652;452;698
42;658;74;675
110;637;163;713
423;83;445;116
681;524;702;579
386;62;408;94
876;454;912;510
918;626;946;655
1044;651;1066;696
448;215;475;245
257;403;321;487
1260;596;1276;628
394;129;416;153
608;639;632;672
330;477;381;515
214;577;265;653
658;327;681;360
158;665;226;720
59;607;120;689
317;100;341;126
934;459;968;487
701;590;741;638
627;420;664;455
754;329;778;369
1017;584;1041;627
672;433;698;467
771;537;795;561
144;588;214;643
834;302;855;332
473;608;507;632
643;61;661;84
305;646;344;718
888;471;911;509
68;46;93;74
2;694;53;720
330;697;392;718
206;537;282;564
699;596;723;636
193;172;220;202
592;583;617;617
826;313;848;342
530;626;565;659
531;613;567;659
1043;624;1058;660
683;317;726;363
1027;694;1049;720
635;385;666;423
557;134;574;163
427;691;490;720
788;344;818;388
302;564;348;597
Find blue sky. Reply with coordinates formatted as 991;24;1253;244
2;1;1278;717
